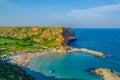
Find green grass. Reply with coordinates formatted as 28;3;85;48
0;38;18;44
0;38;47;52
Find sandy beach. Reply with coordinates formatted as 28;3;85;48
11;50;51;67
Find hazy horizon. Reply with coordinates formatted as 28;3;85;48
0;0;120;28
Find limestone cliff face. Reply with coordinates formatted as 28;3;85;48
0;26;76;48
62;27;76;45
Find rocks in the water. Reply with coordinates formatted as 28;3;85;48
91;68;120;80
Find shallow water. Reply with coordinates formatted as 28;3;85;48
27;29;120;80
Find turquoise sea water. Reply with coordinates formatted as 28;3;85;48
26;29;120;80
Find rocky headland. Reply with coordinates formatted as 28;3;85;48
0;26;76;48
91;68;120;80
62;27;76;45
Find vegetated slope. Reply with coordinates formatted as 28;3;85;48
0;26;76;51
0;59;34;80
0;27;62;47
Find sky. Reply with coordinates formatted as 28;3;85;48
0;0;120;28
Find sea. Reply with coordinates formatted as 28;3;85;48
26;28;120;80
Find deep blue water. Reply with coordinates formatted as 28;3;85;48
26;29;120;80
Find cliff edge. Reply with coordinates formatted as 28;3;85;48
62;27;76;45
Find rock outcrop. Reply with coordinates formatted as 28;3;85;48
62;27;76;45
91;68;120;80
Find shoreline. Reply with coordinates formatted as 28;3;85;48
11;50;51;67
11;47;107;67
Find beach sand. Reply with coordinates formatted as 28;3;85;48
11;50;50;67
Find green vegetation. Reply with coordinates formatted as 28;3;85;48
0;26;64;52
0;59;34;80
0;37;47;52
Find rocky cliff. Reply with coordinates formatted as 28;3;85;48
62;27;76;45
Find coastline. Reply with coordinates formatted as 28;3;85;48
9;46;108;80
11;47;107;67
